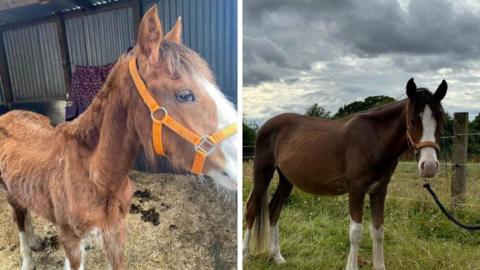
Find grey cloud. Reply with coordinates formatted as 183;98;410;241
244;0;480;87
337;0;480;57
243;0;480;124
244;36;290;68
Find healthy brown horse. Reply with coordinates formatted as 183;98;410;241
243;78;447;270
0;6;237;270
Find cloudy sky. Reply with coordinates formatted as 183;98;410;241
243;0;480;125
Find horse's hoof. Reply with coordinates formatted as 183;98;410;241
242;249;249;261
271;254;286;264
29;235;45;252
21;262;35;270
30;240;45;252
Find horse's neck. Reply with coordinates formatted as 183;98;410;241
66;84;140;191
364;100;409;158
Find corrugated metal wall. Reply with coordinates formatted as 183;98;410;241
0;75;4;104
143;0;238;102
2;22;66;102
65;7;135;69
0;0;236;103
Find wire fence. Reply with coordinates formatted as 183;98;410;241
241;175;480;209
242;132;480;210
242;132;480;163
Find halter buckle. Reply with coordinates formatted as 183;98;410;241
150;107;168;123
195;136;217;156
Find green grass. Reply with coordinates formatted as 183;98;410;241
243;161;480;270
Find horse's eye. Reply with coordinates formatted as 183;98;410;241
175;90;196;103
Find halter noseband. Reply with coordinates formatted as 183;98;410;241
128;57;237;175
405;102;440;155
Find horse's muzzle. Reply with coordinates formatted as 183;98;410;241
420;160;438;178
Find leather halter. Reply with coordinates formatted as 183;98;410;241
128;57;237;175
405;102;440;155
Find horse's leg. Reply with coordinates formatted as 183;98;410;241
346;190;366;270
243;160;275;258
11;206;35;270
369;188;387;270
102;220;127;270
268;169;293;264
24;211;43;251
59;227;85;270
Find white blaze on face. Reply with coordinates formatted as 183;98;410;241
418;105;439;178
196;75;238;190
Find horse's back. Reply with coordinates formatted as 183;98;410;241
257;112;343;149
256;113;351;194
0;110;54;142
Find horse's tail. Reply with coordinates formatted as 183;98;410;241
245;119;280;254
248;185;270;253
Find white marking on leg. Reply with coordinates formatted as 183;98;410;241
269;224;286;264
79;239;85;270
242;228;251;260
19;232;34;270
346;218;363;270
64;257;71;270
24;212;42;250
371;225;385;270
63;240;85;270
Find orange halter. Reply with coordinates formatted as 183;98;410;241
128;57;237;174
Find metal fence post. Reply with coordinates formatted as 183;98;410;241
0;30;13;104
451;112;468;206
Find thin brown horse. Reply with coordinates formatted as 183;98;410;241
243;78;447;270
0;6;237;270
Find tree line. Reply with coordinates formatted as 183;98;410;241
244;96;480;160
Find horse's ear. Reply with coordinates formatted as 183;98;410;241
166;17;182;43
434;80;447;101
136;5;163;64
406;78;417;99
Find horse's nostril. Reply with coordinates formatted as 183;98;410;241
221;171;229;177
420;161;425;170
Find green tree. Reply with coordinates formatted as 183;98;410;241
468;113;480;158
438;112;454;161
305;103;331;119
243;118;258;159
334;95;395;119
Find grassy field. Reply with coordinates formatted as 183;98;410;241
243;161;480;270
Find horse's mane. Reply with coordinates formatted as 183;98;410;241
348;89;445;128
410;88;446;128
160;40;214;82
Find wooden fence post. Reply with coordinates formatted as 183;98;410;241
451;112;468;206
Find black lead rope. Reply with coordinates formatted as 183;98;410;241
423;180;480;231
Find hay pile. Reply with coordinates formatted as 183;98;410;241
0;171;236;269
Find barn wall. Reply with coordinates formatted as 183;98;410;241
0;75;4;104
65;7;135;70
143;0;238;102
2;21;66;102
0;0;237;104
